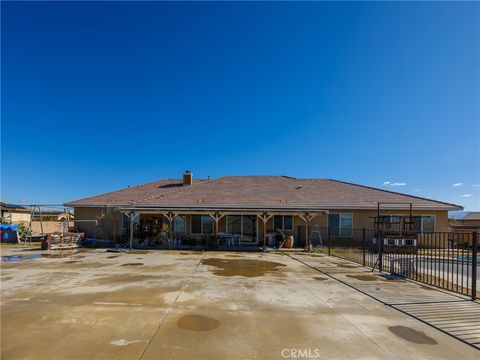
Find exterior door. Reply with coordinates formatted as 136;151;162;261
226;215;258;244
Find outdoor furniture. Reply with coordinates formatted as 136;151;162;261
222;234;241;246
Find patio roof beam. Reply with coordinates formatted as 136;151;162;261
113;208;328;217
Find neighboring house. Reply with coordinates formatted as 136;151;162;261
0;201;31;223
65;172;462;247
449;212;480;232
32;209;74;221
0;201;74;235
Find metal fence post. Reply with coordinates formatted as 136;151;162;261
472;232;478;301
328;226;331;256
362;228;366;267
378;230;383;272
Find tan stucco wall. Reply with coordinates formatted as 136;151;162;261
4;212;31;223
73;207;451;245
30;221;73;234
74;207;125;240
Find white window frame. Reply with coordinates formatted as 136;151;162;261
381;214;403;231
273;215;294;231
417;215;436;233
190;215;214;235
328;213;353;237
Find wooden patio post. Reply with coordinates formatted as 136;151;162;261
164;212;175;242
209;212;225;244
129;211;134;250
299;213;318;252
258;213;272;251
305;213;310;251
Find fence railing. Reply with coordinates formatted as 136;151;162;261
309;227;478;301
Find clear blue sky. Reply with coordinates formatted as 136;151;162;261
1;1;479;210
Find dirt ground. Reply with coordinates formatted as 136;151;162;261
1;247;479;360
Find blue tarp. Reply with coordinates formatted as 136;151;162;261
1;224;19;243
0;224;19;231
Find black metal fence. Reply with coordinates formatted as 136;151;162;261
310;227;478;301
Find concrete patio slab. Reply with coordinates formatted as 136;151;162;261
1;247;478;359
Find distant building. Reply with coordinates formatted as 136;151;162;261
449;212;480;232
0;201;30;223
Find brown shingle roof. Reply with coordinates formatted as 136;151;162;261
64;176;462;211
464;212;480;220
0;201;30;213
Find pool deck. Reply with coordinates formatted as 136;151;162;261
1;246;479;360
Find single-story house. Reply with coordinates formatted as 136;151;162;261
449;212;480;232
0;201;31;223
65;172;462;248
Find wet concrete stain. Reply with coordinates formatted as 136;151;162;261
2;254;42;262
313;276;328;281
88;274;159;285
177;315;220;331
1;261;110;270
346;274;380;281
121;263;144;266
201;258;286;277
389;326;437;345
4;284;178;308
42;252;78;258
337;264;359;268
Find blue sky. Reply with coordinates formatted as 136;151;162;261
1;1;479;210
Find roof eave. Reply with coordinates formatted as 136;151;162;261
64;203;463;212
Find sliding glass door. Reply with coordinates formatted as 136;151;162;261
226;215;258;244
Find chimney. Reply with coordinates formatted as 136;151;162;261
183;170;193;186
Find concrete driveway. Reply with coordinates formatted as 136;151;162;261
1;248;478;360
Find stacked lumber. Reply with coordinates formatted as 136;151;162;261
46;232;84;250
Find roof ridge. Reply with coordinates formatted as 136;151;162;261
327;179;463;209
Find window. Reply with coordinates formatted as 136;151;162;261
174;216;186;235
273;215;293;231
226;215;257;242
413;215;435;233
381;215;402;231
328;214;353;237
191;215;214;234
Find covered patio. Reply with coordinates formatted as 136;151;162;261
117;208;328;251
